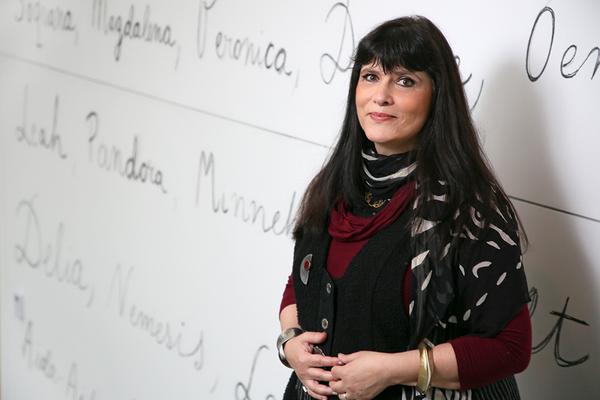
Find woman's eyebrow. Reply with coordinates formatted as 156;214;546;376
360;66;422;80
360;66;380;73
391;66;413;75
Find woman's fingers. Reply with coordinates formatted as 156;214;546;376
306;366;334;381
294;353;337;370
306;387;327;400
300;330;328;344
328;378;344;394
305;379;336;399
308;353;340;368
337;352;358;363
286;330;341;399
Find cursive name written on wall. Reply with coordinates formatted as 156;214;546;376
21;320;99;400
86;111;167;194
91;0;178;63
528;287;591;367
15;86;68;160
106;265;206;371
14;196;95;308
215;31;293;77
14;0;78;48
196;0;297;80
195;151;296;236
196;0;217;58
318;1;485;111
21;321;61;385
526;6;600;82
455;56;484;112
319;0;355;85
235;345;277;400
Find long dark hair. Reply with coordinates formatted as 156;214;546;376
294;16;525;244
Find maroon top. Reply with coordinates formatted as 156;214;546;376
279;184;531;389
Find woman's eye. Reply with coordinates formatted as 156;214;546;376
397;77;416;87
361;73;377;82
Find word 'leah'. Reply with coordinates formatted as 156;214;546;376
15;86;68;160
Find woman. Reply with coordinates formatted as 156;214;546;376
277;16;531;400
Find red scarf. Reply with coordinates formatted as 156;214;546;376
326;182;415;278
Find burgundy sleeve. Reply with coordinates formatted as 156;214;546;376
448;304;532;389
403;261;531;389
279;274;296;314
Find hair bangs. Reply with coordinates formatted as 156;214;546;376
354;22;433;74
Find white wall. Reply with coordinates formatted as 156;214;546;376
1;1;598;399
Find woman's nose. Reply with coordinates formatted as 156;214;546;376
372;83;394;106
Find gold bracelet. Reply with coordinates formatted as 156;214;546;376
416;338;435;394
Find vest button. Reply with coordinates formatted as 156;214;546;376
326;282;332;294
321;318;329;329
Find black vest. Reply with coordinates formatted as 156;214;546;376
282;209;524;400
284;210;413;399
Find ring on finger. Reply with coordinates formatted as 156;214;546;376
302;386;307;393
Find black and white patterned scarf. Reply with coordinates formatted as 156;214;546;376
361;147;452;345
361;148;530;399
360;146;417;202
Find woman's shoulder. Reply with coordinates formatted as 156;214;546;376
453;194;522;268
424;180;519;232
472;191;519;235
448;195;529;337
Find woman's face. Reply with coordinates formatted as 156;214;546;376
355;62;433;155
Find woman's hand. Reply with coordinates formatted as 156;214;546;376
329;352;394;400
285;331;340;400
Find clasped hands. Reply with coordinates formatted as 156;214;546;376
284;331;394;400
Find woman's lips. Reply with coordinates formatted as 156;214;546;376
369;112;395;121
